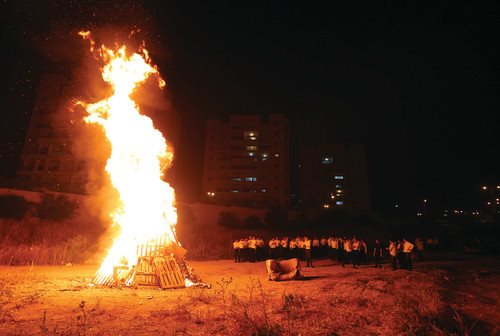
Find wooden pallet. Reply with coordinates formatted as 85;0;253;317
154;256;185;289
134;257;158;287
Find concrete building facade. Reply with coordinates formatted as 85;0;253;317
297;144;370;212
15;74;90;193
202;114;290;208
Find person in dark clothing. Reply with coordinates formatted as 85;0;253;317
373;239;383;268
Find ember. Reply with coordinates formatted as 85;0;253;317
77;31;203;288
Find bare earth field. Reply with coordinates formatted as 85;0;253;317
0;255;499;336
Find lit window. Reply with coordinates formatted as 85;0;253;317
322;157;333;164
244;131;258;141
231;177;242;181
323;204;330;209
261;188;267;192
244;177;257;181
246;145;257;151
274;153;279;157
261;153;268;161
231;190;240;193
335;184;342;188
336;201;344;206
247;152;256;157
334;175;344;180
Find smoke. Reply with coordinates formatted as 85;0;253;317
42;29;177;237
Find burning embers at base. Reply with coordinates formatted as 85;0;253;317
77;31;203;289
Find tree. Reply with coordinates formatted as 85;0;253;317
0;195;31;219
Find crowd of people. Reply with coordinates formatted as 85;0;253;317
233;236;437;271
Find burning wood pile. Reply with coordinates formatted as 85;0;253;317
91;235;204;289
77;31;206;289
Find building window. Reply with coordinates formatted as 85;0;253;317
231;177;242;181
334;175;344;180
261;153;268;161
246;145;257;151
36;159;45;171
244;177;257;182
244;131;258;141
48;160;60;172
247;152;256;157
336;201;344;206
335;184;342;188
274;153;279;158
231;190;240;193
261;188;267;192
322;157;333;164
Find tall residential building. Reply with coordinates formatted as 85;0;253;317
202;114;290;208
16;73;180;194
298;144;370;212
15;74;89;193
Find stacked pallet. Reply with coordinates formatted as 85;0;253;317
92;237;190;289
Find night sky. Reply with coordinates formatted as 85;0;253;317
2;1;499;214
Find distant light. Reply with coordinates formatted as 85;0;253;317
423;199;427;203
417;212;423;216
395;204;399;208
274;153;279;157
482;186;488;190
323;204;330;209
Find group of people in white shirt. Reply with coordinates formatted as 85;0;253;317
234;235;434;271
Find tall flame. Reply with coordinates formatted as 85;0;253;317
78;31;177;277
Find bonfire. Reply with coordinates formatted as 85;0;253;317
77;31;203;289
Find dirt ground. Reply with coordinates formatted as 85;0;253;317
0;254;499;336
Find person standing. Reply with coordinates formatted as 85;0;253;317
397;240;405;269
304;236;313;267
373;239;383;268
360;239;368;265
269;238;277;259
312;237;320;259
233;239;240;263
388;240;397;270
414;237;424;262
352;238;360;268
403;238;415;271
289;238;297;259
331;237;339;261
320;236;327;258
240;238;248;262
342;239;353;268
281;237;289;259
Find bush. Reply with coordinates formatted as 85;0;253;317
0;195;31;219
244;215;263;229
36;194;79;222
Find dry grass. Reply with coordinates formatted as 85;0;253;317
0;258;498;335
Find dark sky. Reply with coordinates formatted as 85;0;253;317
2;1;499;214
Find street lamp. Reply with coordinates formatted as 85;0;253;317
423;199;428;216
